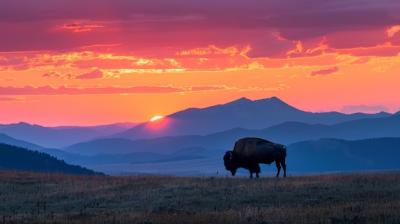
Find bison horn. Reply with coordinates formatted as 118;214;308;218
229;151;234;160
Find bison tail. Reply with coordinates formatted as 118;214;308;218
281;146;287;159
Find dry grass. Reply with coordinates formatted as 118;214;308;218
1;171;400;224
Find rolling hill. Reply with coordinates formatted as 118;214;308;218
0;143;101;175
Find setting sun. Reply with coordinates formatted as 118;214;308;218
150;115;164;122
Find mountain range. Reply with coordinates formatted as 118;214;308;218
65;112;400;156
1;96;399;175
114;97;390;140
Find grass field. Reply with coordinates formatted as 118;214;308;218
1;171;400;224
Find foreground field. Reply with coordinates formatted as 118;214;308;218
1;172;399;224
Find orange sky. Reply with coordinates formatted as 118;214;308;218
1;0;400;126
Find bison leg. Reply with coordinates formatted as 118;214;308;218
282;159;287;178
275;161;281;178
255;164;260;178
250;163;260;179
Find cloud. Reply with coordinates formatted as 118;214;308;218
0;85;231;95
75;70;104;79
0;86;181;95
0;96;24;101
310;67;338;76
387;25;400;38
341;104;389;114
42;71;73;79
58;22;104;33
0;0;399;57
189;86;230;91
176;45;246;57
335;43;400;57
0;55;29;70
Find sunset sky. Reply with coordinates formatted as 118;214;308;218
1;0;400;126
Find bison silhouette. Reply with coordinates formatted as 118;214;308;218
224;137;287;178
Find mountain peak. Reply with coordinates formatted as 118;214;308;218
226;97;253;105
254;96;292;106
270;96;283;101
256;96;283;102
227;96;288;105
16;122;32;126
0;122;36;128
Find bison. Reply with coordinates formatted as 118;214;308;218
223;137;287;178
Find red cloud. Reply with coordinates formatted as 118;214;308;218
76;70;104;79
310;67;338;76
387;25;400;38
58;22;104;33
42;71;73;79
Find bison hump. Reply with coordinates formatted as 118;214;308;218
234;138;273;157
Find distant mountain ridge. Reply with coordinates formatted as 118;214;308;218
115;97;391;140
0;122;136;148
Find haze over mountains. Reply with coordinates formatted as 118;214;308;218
1;96;399;175
81;138;400;175
288;138;400;172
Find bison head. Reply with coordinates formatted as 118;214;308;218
223;151;238;176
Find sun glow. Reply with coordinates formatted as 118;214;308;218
150;115;164;122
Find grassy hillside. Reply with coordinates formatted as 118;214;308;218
0;144;101;175
1;171;399;224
